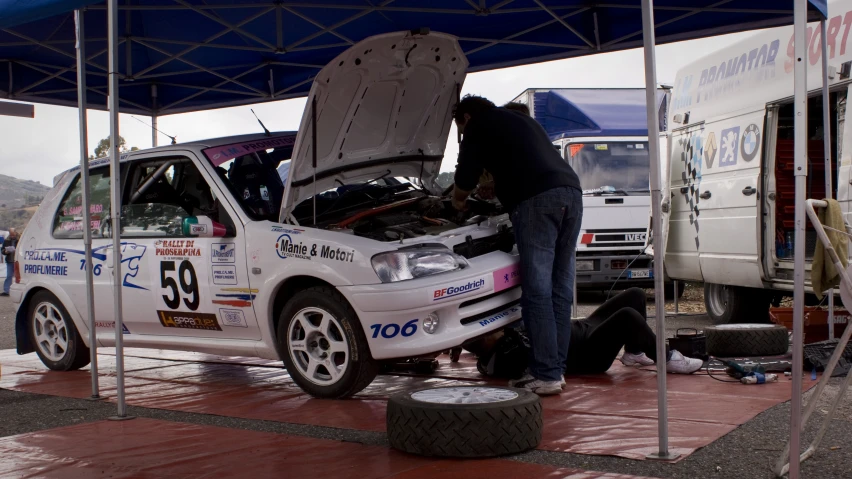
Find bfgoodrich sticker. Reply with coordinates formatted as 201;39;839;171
157;311;222;331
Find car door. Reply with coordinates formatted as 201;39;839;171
117;153;262;340
695;110;765;288
664;123;705;281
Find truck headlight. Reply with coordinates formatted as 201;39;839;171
576;260;595;272
372;248;469;283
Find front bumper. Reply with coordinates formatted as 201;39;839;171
338;251;522;360
575;254;655;289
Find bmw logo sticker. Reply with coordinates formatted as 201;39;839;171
741;123;760;162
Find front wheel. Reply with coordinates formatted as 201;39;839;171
704;283;770;324
276;286;378;399
29;290;90;371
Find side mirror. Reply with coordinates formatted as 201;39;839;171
182;216;232;238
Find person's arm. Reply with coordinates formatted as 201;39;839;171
452;122;487;210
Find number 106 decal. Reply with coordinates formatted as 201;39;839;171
369;319;418;339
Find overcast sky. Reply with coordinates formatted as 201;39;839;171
0;30;756;187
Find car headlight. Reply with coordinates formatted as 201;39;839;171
371;248;469;283
576;260;595;272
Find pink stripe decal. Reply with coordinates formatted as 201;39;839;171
203;135;296;166
493;264;521;293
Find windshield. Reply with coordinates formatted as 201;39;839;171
565;142;650;195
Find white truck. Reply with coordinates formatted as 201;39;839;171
664;0;852;323
511;88;681;297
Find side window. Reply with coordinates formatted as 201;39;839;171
52;167;112;239
121;157;233;237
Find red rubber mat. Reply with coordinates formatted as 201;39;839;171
0;348;817;461
0;418;660;479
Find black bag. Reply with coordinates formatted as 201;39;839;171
476;327;530;379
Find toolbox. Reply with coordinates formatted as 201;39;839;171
668;328;707;359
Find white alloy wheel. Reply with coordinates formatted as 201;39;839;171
410;387;519;405
32;301;69;362
705;283;730;318
287;307;350;386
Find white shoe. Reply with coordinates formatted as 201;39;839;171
666;350;703;374
620;352;655;367
511;372;566;388
509;373;563;395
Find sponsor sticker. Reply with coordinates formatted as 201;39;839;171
219;309;248;328
157;311;222;331
155;240;201;258
213;287;257;308
433;278;487;301
211;243;236;263
275;234;312;260
212;265;237;285
94;321;130;334
719;126;740;167
478;305;521;327
741;123;760;162
492;264;520;293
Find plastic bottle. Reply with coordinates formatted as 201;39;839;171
741;373;778;384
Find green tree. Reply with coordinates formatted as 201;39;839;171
93;136;140;158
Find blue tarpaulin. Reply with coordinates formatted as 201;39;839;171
0;1;828;116
521;88;667;139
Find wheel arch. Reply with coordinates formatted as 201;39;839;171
15;286;47;355
269;275;336;341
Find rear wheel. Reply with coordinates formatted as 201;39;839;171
664;281;685;301
29;290;90;371
704;283;770;324
276;286;378;399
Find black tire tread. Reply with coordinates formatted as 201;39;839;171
705;324;789;357
387;388;542;458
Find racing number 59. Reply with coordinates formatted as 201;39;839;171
160;260;199;310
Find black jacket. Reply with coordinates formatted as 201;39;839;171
2;236;18;263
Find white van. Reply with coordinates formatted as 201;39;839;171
665;0;852;323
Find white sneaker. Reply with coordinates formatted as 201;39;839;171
666;350;703;374
620;352;655;367
509;373;563;395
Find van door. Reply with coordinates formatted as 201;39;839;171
664;123;704;281
838;86;852;230
696;110;765;288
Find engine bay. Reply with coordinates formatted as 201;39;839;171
290;178;506;242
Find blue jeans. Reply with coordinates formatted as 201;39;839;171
511;186;583;381
4;262;12;294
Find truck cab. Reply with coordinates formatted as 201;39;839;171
665;0;852;323
511;88;679;296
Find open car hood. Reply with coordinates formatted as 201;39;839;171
280;30;468;221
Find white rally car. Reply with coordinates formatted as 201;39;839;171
11;31;522;398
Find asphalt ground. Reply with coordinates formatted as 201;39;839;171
2;287;852;478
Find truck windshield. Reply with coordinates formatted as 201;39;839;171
566;142;650;195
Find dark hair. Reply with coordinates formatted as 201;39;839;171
454;94;496;123
502;102;530;116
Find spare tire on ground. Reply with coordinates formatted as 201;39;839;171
387;386;542;457
705;324;790;357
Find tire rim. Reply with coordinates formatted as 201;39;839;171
287;307;350;386
715;324;776;330
706;283;730;317
410;387;519;404
32;301;69;362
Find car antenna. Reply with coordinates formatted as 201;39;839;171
130;116;177;145
251;109;272;136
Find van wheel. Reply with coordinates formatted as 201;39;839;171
704;283;770;324
29;290;90;371
276;286;379;399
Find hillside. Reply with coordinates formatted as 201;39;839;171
0;174;49;208
0;174;50;233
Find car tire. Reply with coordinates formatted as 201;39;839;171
276;286;378;399
29;290;90;371
704;283;770;324
705;324;790;357
664;281;685;301
387;386;542;457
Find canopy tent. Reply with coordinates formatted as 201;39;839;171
0;1;829;477
0;1;828;116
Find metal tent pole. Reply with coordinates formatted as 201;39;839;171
788;1;809;476
106;0;131;421
641;0;675;461
820;19;835;340
151;85;158;147
74;9;100;401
